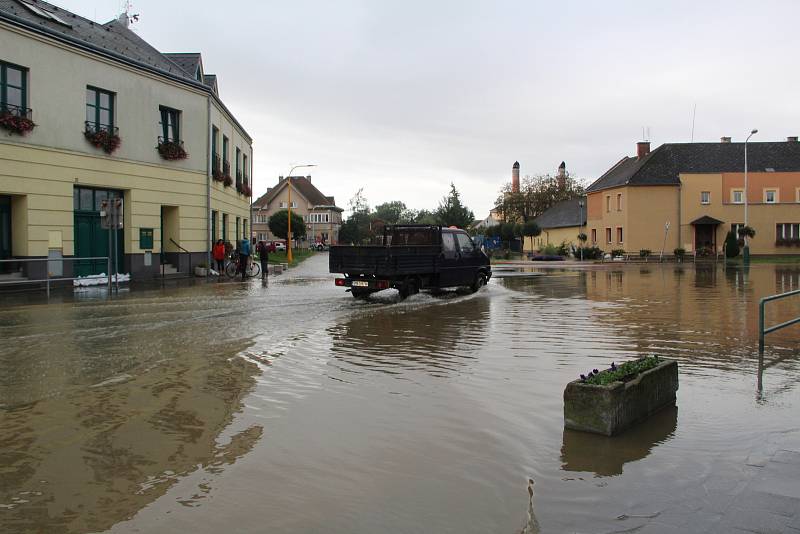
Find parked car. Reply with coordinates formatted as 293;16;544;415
274;241;287;252
312;242;327;251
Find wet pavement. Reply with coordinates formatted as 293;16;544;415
1;255;799;533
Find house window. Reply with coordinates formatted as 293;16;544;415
606;195;611;212
732;189;744;204
235;147;242;186
731;223;744;237
211;210;218;241
616;227;623;243
212;126;219;170
0;61;28;115
236;217;240;240
701;191;710;204
158;106;180;141
85;86;114;133
222;213;228;241
591;229;597;243
616;194;622;211
776;223;800;240
764;189;778;204
243;219;248;239
243;154;249;186
796;188;800;203
605;227;612;244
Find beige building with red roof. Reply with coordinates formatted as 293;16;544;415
252;176;343;245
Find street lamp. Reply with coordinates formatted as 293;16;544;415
577;199;585;261
743;129;758;264
286;164;316;263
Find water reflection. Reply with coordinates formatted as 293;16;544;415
560;406;678;477
0;326;261;534
327;293;490;376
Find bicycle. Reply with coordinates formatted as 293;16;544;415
225;255;261;278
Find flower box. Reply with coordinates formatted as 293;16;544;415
84;126;121;154
156;138;188;160
564;357;678;436
0;109;36;136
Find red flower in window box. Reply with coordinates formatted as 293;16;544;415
84;128;121;154
212;168;225;182
241;183;252;196
0;111;36;136
156;139;188;160
223;175;233;187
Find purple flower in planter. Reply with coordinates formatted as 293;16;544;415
610;362;617;371
592;369;599;375
580;374;586;381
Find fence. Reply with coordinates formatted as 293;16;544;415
0;256;112;297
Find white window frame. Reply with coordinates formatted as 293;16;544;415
280;201;287;208
732;189;744;204
605;227;612;244
764;189;778;204
616;226;623;244
701;191;710;204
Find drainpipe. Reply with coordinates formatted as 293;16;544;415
677;183;682;254
206;96;212;270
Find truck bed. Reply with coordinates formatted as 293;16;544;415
329;245;442;277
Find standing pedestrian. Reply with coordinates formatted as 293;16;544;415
212;239;226;275
257;240;269;280
239;237;251;280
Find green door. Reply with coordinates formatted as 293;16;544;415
74;187;123;276
0;196;11;274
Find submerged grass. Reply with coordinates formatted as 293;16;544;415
581;355;661;386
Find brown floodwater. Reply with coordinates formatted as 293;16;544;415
1;256;798;533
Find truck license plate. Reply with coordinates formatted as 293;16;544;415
352;281;369;287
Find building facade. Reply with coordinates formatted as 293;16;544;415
252;176;342;245
586;139;800;256
527;196;586;252
0;1;252;280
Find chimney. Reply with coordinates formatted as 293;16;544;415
512;161;520;193
636;141;650;159
787;136;798;143
557;161;566;189
118;12;129;28
720;136;732;143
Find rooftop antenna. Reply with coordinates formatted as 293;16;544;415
119;1;139;28
690;103;697;142
646;126;650;141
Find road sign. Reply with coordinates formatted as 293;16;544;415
100;198;124;229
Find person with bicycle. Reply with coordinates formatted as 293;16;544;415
239;238;251;281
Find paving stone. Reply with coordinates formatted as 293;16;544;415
636;521;685;534
717;508;793;534
772;450;800;465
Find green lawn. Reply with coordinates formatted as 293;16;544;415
257;249;315;267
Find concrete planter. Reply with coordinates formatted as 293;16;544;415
564;358;678;436
194;267;208;277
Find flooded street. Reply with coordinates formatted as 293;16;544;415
1;254;799;533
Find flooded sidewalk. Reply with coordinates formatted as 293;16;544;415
1;256;799;533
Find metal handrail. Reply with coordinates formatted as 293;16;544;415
0;256;112;297
84;121;119;135
0;103;33;119
758;289;800;355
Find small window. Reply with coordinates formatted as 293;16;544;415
86;86;115;133
158;106;180;142
442;232;456;252
605;227;612;244
616;194;622;211
765;190;777;204
222;135;229;163
732;190;744;204
606;196;611;212
591;229;597;243
1;61;28;113
701;191;710;204
456;233;475;253
616;227;623;243
280;201;287;208
795;188;800;203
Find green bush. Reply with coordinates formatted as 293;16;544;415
611;249;626;257
557;241;571;256
580;355;661;385
674;248;686;258
539;243;560;256
574;246;603;260
639;249;652;258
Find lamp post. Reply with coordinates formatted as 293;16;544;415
578;199;585;261
743;129;757;264
286;164;316;264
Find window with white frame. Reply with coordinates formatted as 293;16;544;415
776;223;800;240
605;227;612;244
280;201;286;208
732;190;744;204
701;191;710;204
764;189;778;204
796;188;800;203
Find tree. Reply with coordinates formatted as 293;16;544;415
522;220;542;251
435;183;475;228
499;222;515;249
268;210;306;241
339;188;374;245
495;173;585;223
373;201;407;225
725;230;740;258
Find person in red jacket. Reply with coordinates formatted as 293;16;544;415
212;239;226;274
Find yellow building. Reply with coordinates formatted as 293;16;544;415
252;176;343;245
526;197;586;253
0;2;252;280
586;139;800;256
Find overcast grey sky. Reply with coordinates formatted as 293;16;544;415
63;0;800;217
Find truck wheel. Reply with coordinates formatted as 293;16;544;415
399;278;419;299
470;272;487;293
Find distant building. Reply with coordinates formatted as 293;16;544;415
586;138;800;255
0;1;252;280
528;196;586;252
252;176;343;245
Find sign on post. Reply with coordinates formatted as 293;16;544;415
100;198;124;230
